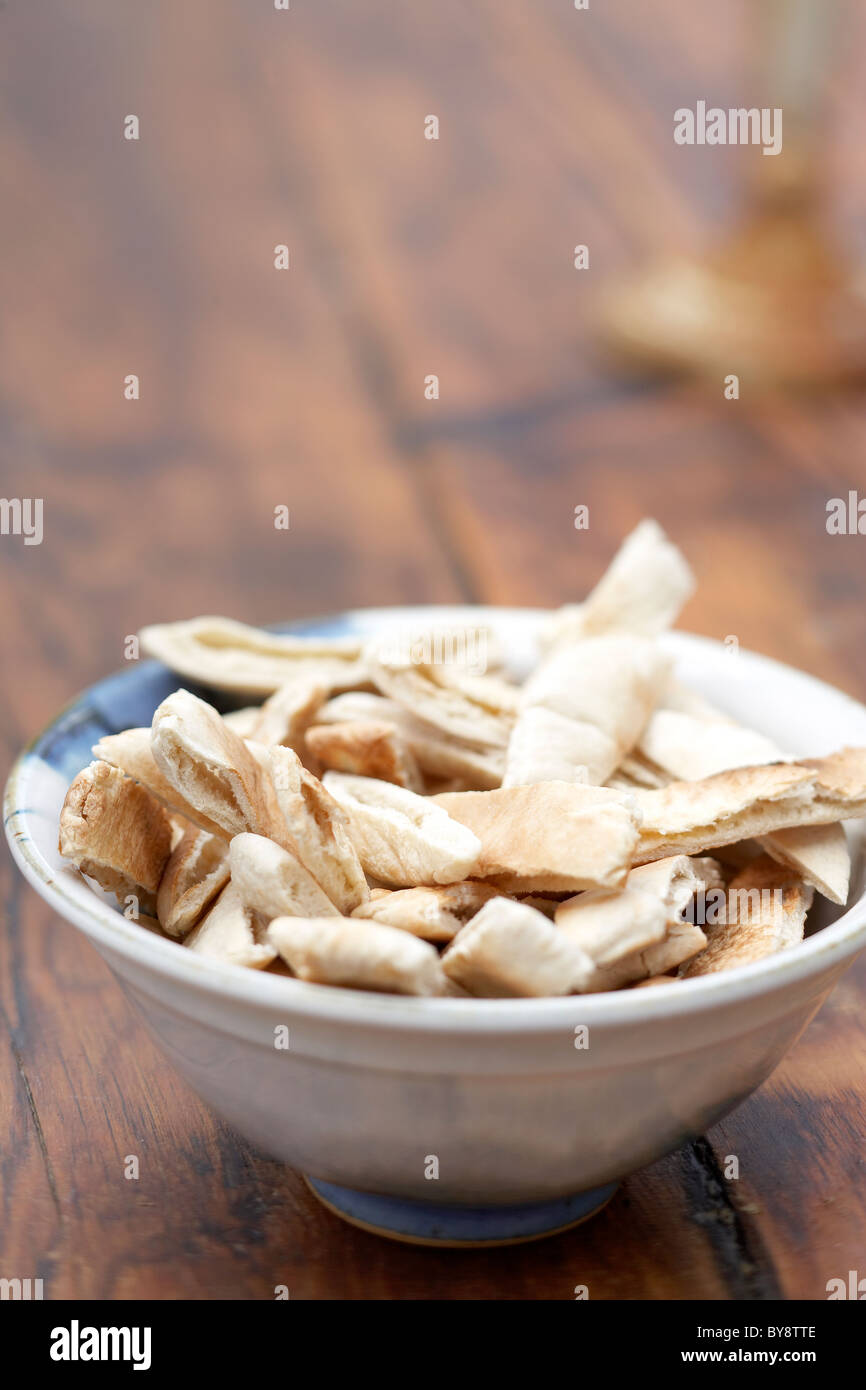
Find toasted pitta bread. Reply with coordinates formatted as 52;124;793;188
156;825;230;938
634;751;866;862
229;832;341;919
305;720;424;792
542;520;695;647
94;727;227;838
441;897;596;997
366;655;512;750
758;822;850;906
638;709;784;782
151;690;284;842
314;692;504;789
351;882;498;942
264;747;369;913
433;782;640;892
247;675;330;750
502;706;596;787
680;855;813;977
59;760;172;912
559;855;722;988
184;881;276;969
139;616;364;697
632;711;850;904
323;772;481;887
514;634;670;786
266;916;446;995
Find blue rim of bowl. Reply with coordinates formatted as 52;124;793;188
5;608;866;1035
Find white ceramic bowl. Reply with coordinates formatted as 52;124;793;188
6;608;866;1235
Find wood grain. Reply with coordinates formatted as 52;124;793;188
2;0;866;1299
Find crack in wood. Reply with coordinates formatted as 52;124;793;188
681;1137;783;1301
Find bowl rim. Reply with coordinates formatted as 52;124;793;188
6;606;866;1036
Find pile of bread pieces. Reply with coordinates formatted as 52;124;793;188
58;521;866;998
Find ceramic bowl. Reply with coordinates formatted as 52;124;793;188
6;608;866;1245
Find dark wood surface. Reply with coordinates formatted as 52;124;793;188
2;0;866;1299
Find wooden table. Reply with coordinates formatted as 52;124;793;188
2;0;866;1299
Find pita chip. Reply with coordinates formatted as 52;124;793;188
313;692;504;789
502;706;595;788
433;782;640;892
681;855;813;977
151;689;284;842
264;747;369;913
441;898;596;997
634;750;866;863
365;654;512;750
305;719;424;792
555;855;722;987
351;882;498;942
543;519;695;647
759;821;850;906
185;882;276;969
247;674;330;750
323;772;481;887
638;709;785;782
156;824;230;938
229;832;341;919
139;615;364;697
513;634;671;786
266;916;446;995
94;727;227;838
59;760;172;913
634;710;850;903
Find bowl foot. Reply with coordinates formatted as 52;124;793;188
303;1176;619;1247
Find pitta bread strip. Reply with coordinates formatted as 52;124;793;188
230;832;342;920
502;706;598;787
156;825;230;938
262;746;369;914
680;856;813;977
365;654;512;750
627;854;726;915
611;752;669;789
266;916;446;996
426;665;521;716
441;898;596;997
305;720;424;792
555;856;722;987
588;924;708;990
59;760;172;911
510;635;671;787
139;616;364;697
759;822;850;906
638;709;785;782
542;520;695;647
221;707;262;738
313;692;504;789
323;772;481;887
351;882;497;942
185;882;276;969
633;712;850;903
433;782;640;892
556;887;668;964
151;690;285;843
248;675;330;749
94;728;228;838
634;750;866;863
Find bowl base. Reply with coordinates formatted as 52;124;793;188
303;1176;619;1247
